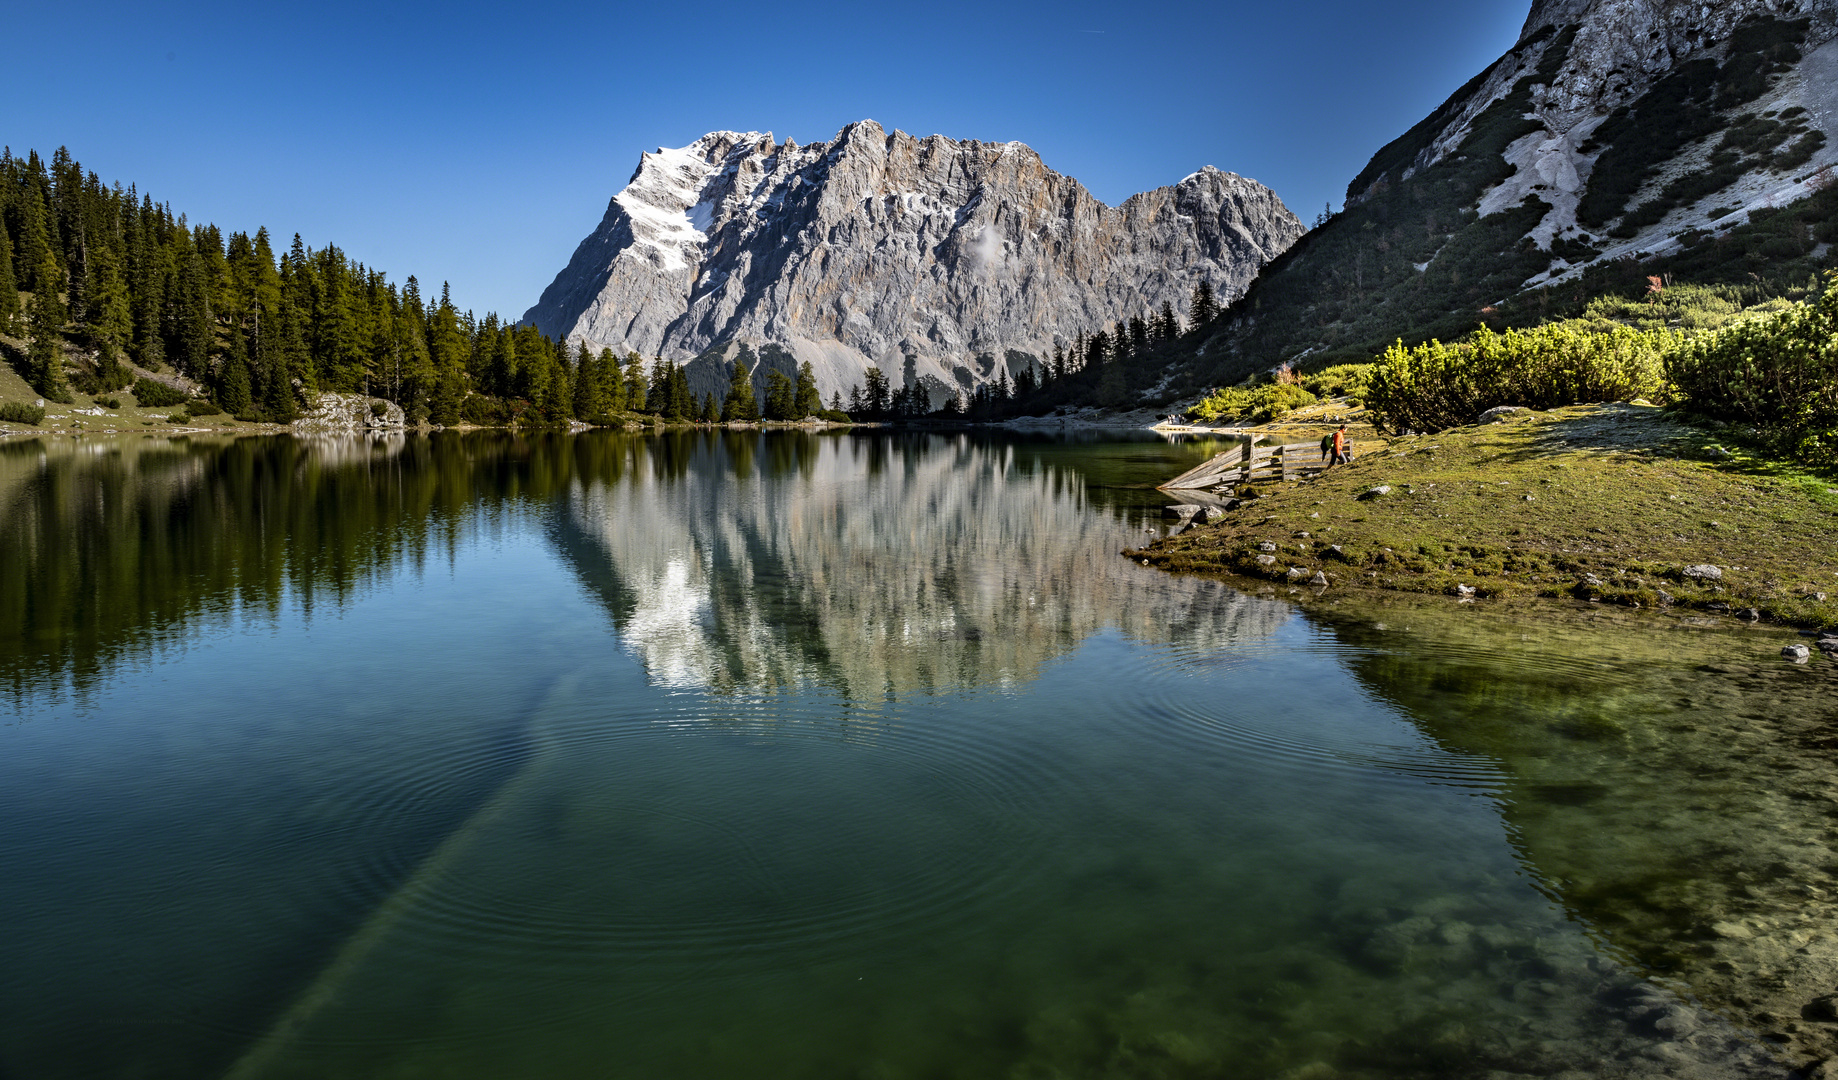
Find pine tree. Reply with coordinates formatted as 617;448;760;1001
0;223;19;335
624;353;648;413
794;360;821;418
26;251;69;400
830;390;844;414
863;367;890;416
1158;300;1180;341
764;368;796;420
603;348;627;413
218;332;253;417
1191;280;1217;326
700;392;719;423
86;244;131;362
173;248;213;378
666;364;692;421
722;349;759;421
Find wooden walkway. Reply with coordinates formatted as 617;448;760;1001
1160;440;1331;492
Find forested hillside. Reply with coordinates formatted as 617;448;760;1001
0;146;682;426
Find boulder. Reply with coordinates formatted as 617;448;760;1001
1309;571;1329;586
1737;607;1761;622
1255;554;1277;567
1358;485;1392;501
1286;566;1307;580
1479;405;1528;423
1163;504;1203;523
1454;584;1477;598
1682;564;1724;581
1258;541;1278;553
1784;644;1813;662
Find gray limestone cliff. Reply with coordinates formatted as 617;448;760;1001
1350;0;1838;279
523;121;1303;404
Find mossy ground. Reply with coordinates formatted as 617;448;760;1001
1129;403;1838;629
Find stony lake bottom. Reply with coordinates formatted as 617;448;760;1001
2;429;1835;1080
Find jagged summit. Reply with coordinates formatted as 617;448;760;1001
523;120;1304;403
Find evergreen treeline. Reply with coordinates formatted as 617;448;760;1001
840;286;1210;422
0;144;851;428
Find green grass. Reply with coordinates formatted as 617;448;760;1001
1128;404;1838;627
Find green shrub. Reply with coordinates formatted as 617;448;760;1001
186;400;224;417
1366;321;1678;433
97;396;121;409
1188;381;1318;423
1667;277;1838;465
0;402;46;425
132;377;189;408
1301;364;1372;399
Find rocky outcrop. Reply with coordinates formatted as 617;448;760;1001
292;393;406;434
524;121;1304;404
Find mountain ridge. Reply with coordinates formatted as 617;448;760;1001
523;121;1303;404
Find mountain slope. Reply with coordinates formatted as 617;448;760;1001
1175;0;1838;390
523;121;1303;404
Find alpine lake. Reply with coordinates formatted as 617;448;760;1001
3;428;1836;1080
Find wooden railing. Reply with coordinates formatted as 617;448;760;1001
1159;440;1331;492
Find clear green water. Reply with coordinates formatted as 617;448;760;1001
0;430;1824;1079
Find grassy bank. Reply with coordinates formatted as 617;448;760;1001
1127;403;1838;628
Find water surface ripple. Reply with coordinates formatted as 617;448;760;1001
0;430;1818;1080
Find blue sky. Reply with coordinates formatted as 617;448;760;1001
9;0;1529;319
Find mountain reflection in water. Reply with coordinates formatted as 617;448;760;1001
554;431;1282;696
0;429;1820;1080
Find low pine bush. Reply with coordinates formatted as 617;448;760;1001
1667;277;1838;465
0;402;46;425
132;377;189;408
1366;322;1677;434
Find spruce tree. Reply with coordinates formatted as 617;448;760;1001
26;251;69;400
174;249;212;378
624;353;648;413
0;224;19;335
1191;280;1217;326
666;364;692;421
1158;301;1180;341
571;341;594;418
764;368;796;420
603;348;627;413
722;350;759;421
794;361;821;418
700;392;719;424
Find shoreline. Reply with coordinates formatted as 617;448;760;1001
1125;402;1838;631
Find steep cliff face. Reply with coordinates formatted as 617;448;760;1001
1175;0;1838;391
524;121;1303;403
1350;0;1838;277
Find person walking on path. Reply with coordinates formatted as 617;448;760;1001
1329;424;1349;468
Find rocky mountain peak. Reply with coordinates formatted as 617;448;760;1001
524;121;1303;404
